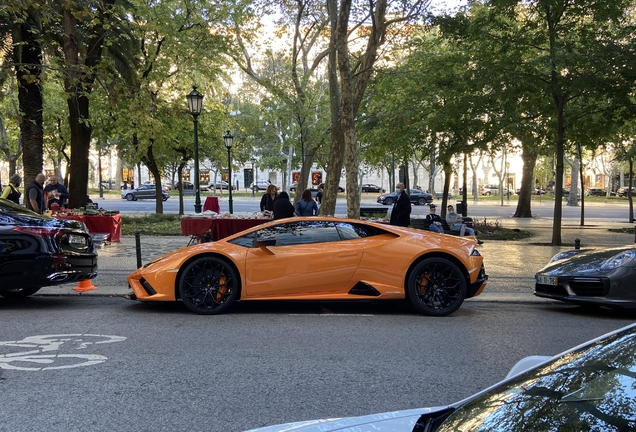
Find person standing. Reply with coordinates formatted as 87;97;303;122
389;182;411;227
260;184;278;213
425;204;444;233
0;174;22;204
25;173;46;214
44;175;70;209
315;187;323;205
295;189;319;216
273;191;295;220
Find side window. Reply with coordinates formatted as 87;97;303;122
336;222;367;240
233;221;342;247
228;231;257;248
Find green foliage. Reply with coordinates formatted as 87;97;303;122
121;213;181;236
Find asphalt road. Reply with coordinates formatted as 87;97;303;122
99;193;635;221
1;297;634;431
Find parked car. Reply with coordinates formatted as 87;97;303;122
209;180;234;190
247;322;636;432
586;188;607;197
314;183;345;193
173;181;195;194
535;245;636;309
100;180;126;190
361;183;385;193
127;217;487;316
377;189;433;206
480;184;510;196
616;186;636;197
250;181;272;191
0;199;98;299
121;184;170;201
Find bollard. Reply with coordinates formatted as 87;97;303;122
574;238;581;250
135;230;142;269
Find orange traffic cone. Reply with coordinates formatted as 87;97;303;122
73;279;97;292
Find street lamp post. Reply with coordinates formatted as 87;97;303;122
224;131;234;214
251;157;256;197
186;86;204;213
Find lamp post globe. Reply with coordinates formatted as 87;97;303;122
224;131;234;214
186;86;204;213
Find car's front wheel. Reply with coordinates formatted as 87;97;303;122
418;198;426;205
407;258;466;316
384;198;394;205
178;257;239;315
125;194;134;201
0;286;42;299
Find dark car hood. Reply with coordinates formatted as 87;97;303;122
0;200;85;231
537;246;636;276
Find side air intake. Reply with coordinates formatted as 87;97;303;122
348;282;381;297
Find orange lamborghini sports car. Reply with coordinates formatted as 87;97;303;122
127;217;488;316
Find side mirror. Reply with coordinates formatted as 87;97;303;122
253;237;276;254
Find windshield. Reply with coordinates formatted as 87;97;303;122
437;326;636;431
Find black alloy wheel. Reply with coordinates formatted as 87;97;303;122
178;257;239;315
0;286;42;299
407;258;466;316
384;198;394;205
418;198;427;205
126;194;134;201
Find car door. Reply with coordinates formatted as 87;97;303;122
243;220;363;297
138;185;155;199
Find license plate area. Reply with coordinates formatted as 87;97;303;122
536;275;558;285
68;234;87;245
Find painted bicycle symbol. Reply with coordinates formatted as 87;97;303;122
0;334;126;371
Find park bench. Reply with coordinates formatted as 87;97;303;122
412;218;475;236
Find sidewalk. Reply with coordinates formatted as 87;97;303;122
42;216;636;303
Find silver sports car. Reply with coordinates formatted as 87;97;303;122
534;246;636;309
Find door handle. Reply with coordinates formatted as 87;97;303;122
338;252;359;258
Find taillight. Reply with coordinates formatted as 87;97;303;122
13;226;63;240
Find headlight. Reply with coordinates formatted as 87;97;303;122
550;250;584;263
600;250;636;270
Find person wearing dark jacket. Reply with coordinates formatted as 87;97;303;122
273;191;295;220
44;175;70;209
425;204;444;233
260;184;278;212
295;189;319;216
1;173;22;204
25;173;46;214
389;182;411;227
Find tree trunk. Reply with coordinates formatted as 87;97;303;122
14;16;44;185
142;139;164;214
513;145;537;218
578;146;585;226
441;160;453;218
320;0;344;216
551;96;565;246
66;93;91;208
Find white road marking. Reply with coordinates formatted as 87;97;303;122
0;334;126;371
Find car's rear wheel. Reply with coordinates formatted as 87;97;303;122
418;198;426;205
178;257;239;315
484;192;491;196
0;286;42;299
407;258;466;316
126;194;134;201
384;198;394;205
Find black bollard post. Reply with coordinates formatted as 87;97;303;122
574;238;581;250
135;230;142;268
